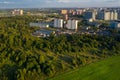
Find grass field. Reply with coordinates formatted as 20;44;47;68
48;55;120;80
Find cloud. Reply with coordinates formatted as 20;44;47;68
104;0;120;2
0;0;120;8
0;1;15;4
56;0;91;3
57;0;71;3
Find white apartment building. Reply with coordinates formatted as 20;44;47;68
54;19;63;28
97;11;118;20
104;12;111;20
113;12;118;20
66;20;78;30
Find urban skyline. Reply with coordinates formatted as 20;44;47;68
0;0;120;8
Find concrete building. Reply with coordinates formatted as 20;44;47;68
110;21;120;29
97;11;118;20
76;9;84;15
11;9;23;15
84;11;96;21
69;10;74;14
54;19;58;28
66;20;78;30
33;30;55;38
118;12;120;19
30;22;49;28
114;12;118;20
61;10;67;14
64;14;68;20
67;20;72;29
54;19;63;28
110;12;114;20
97;11;104;20
104;11;111;20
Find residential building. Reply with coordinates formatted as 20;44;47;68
54;19;63;28
97;11;118;20
104;11;111;20
118;11;120;19
97;11;104;20
110;21;120;29
61;10;67;14
84;11;96;21
32;30;55;38
113;11;118;20
76;9;84;15
11;9;23;15
64;14;68;20
66;20;78;30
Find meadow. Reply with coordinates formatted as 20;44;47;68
49;55;120;80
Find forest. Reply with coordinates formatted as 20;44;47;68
0;16;120;80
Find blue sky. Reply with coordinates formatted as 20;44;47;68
0;0;120;8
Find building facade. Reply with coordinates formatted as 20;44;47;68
66;20;78;30
54;19;63;28
11;9;23;15
30;22;49;28
61;10;68;14
84;11;96;21
97;11;118;20
110;21;120;29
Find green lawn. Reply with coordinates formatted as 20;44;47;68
48;55;120;80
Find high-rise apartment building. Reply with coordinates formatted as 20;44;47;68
118;12;120;19
54;19;63;28
97;11;104;20
66;20;78;30
97;11;118;20
113;11;118;20
104;11;111;20
84;11;96;20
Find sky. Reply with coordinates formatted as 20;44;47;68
0;0;120;8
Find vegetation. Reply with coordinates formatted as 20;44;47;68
49;55;120;80
0;16;120;80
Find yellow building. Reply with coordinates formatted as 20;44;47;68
11;9;23;15
61;10;67;14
